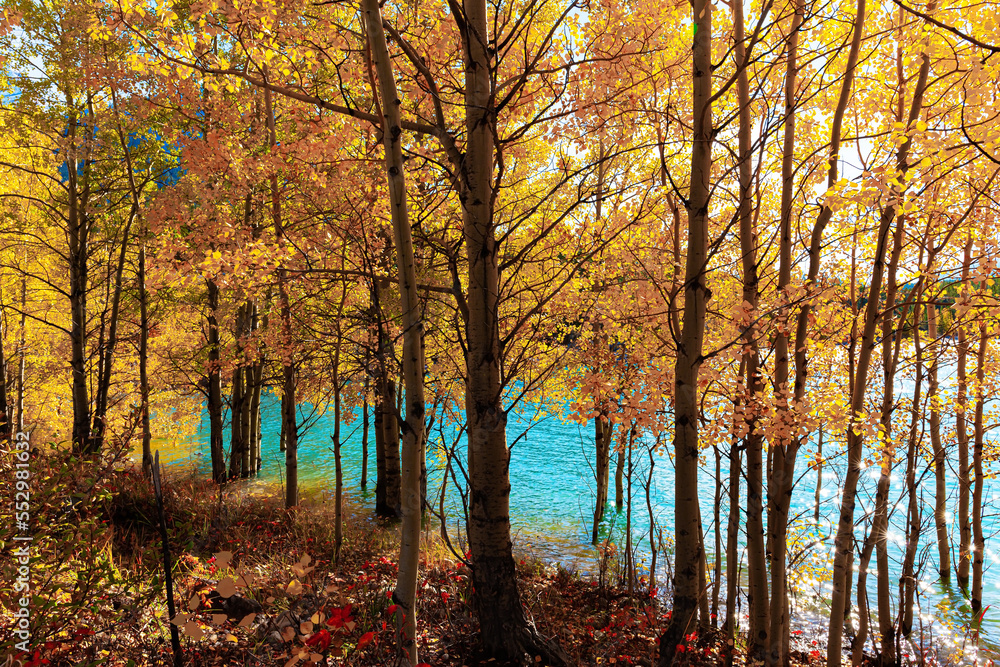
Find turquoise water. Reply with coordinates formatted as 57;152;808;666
151;390;999;659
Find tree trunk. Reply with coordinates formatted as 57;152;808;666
363;2;429;657
264;83;298;508
374;369;387;507
229;365;246;479
206;279;226;484
813;427;823;524
927;301;949;581
0;303;9;442
970;320;986;614
90;206;133;453
851;525;875;667
67;100;91;455
379;373;402;518
712;443;722;628
725;414;743;662
139;243;152;478
361;373;370;488
456;0;568;661
614;432;625;510
593;412;612;543
767;0;804;660
16;275;26;435
956;236;973;589
657;0;712;659
826;21;931;663
733;0;768;654
898;277;924;638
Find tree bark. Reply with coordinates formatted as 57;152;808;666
593;413;613;543
361;371;370;488
67;98;91;454
90;203;133;452
139;243;152;478
767;0;804;660
614;427;625;510
206;279;227;484
733;0;768;655
363;2;428;658
229;364;246;479
657;0;712;659
825;22;931;663
264;82;299;508
16;275;26;435
455;0;569;661
971;320;986;614
956;236;973;588
927;300;949;581
0;301;9;442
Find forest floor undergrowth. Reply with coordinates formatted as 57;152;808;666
0;451;920;667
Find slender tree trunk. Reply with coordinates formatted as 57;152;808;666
90;207;133;452
927;301;949;581
614;429;625;509
364;3;428;657
724;364;744;659
16;275;25;435
380;374;402;517
767;1;804;661
229;364;246;479
733;0;768;654
898;278;924;638
956;236;973;589
263;83;298;508
67;102;91;454
868;195;910;667
593;411;612;543
139;243;152;478
657;0;712;659
826;22;931;663
374;369;387;506
852;524;875;666
334;382;343;563
361;371;370;488
814;427;824;524
206;279;226;484
0;304;9;442
712;443;722;628
970;320;986;614
647;443;659;597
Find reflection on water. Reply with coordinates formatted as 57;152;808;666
143;391;998;662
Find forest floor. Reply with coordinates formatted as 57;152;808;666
0;450;917;667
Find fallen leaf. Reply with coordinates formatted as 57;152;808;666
238;613;257;628
217;577;237;598
183;621;204;640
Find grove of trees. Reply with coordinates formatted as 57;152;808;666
2;0;999;664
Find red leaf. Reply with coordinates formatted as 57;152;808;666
305;629;332;652
357;631;375;649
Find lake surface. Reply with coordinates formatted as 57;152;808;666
148;390;999;661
